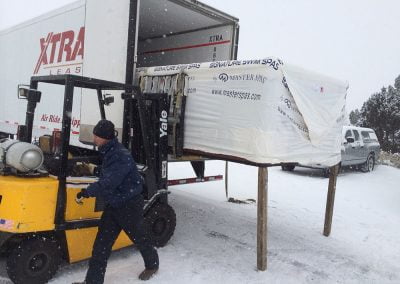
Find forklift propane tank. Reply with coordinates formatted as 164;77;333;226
0;139;44;172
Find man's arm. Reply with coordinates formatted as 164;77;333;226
83;155;132;198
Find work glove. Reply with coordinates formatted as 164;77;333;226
75;189;87;205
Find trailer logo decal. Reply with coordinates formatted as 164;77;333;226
34;27;85;74
40;113;80;130
209;34;224;43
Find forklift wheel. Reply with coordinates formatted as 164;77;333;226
6;237;62;284
144;203;176;247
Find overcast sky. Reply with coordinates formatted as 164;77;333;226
1;0;399;111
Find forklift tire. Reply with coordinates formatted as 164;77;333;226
6;237;62;284
144;203;176;247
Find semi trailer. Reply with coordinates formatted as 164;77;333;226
0;1;239;283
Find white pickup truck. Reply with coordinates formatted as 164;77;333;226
341;126;380;171
282;126;381;176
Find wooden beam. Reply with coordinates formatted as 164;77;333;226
323;164;340;236
257;167;268;270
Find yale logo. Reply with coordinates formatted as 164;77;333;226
160;110;168;138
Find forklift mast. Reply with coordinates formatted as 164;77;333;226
132;92;169;202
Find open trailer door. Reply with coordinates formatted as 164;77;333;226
79;0;239;144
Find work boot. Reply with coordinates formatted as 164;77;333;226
139;268;158;280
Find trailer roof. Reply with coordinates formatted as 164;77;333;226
1;0;238;40
0;0;85;35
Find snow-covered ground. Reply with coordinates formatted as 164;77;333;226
0;162;399;283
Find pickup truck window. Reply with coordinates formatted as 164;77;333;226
361;131;370;139
368;131;378;141
345;130;353;138
353;130;360;141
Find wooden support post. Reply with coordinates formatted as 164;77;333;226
323;164;340;236
225;161;229;199
257;167;268;271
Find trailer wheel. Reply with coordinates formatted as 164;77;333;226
144;203;176;247
6;237;61;284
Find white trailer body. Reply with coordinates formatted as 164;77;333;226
0;0;239;146
0;1;85;142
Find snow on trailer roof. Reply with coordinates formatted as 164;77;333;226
138;57;349;167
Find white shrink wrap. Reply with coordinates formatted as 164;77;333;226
138;58;348;166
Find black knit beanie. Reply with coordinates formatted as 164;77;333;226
93;119;116;140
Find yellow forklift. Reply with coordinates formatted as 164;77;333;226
0;74;185;283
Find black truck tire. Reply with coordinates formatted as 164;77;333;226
361;154;375;172
144;203;176;247
6;237;62;284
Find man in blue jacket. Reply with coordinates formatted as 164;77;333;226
74;120;159;284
